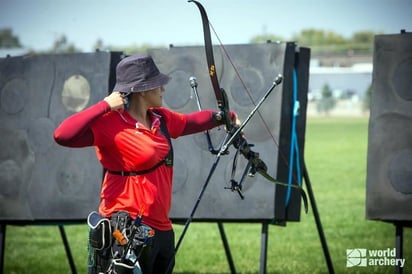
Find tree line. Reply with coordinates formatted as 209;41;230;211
251;29;376;55
0;28;377;56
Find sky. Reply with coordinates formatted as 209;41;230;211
0;0;411;52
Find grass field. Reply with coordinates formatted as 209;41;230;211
3;117;411;274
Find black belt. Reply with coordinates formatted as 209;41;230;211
107;159;166;176
108;170;144;176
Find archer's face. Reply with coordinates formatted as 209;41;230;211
143;86;165;107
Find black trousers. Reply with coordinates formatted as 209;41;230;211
139;229;175;274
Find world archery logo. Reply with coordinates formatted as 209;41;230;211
346;249;367;267
346;248;405;268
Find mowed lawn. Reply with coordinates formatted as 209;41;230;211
3;117;411;273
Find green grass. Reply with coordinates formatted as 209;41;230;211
4;117;411;273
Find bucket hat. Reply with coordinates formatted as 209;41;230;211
113;54;170;93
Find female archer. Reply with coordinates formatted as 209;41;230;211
54;53;237;274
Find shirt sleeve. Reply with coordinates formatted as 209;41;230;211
181;110;221;136
153;108;224;138
181;110;236;136
53;100;111;147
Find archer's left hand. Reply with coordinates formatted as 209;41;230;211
230;111;241;127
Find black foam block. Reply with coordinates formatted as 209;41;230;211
0;52;121;221
366;33;412;222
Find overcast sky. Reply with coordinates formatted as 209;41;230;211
1;0;411;51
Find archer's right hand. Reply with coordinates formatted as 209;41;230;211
104;91;127;111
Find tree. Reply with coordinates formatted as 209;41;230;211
93;39;106;51
351;31;376;44
316;84;336;115
249;34;285;44
0;28;22;48
50;35;81;53
92;38;153;54
292;29;345;47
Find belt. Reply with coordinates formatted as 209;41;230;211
107;160;166;176
107;170;143;176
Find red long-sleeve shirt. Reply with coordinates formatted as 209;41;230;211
54;100;223;230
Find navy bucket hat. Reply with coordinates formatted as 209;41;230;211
113;54;170;93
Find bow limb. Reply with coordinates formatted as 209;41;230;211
188;0;232;132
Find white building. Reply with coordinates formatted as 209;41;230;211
309;61;373;101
